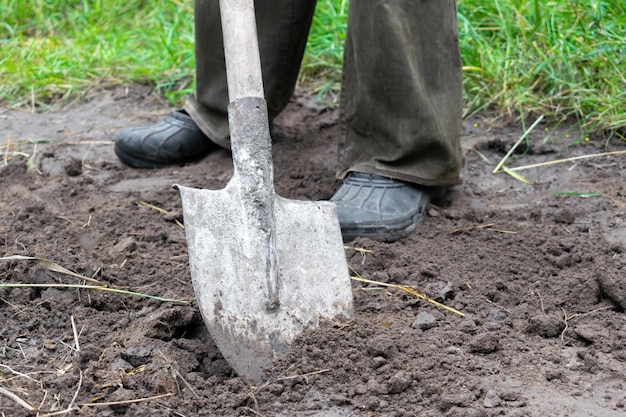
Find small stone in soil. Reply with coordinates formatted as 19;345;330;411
483;389;501;408
412;311;438;330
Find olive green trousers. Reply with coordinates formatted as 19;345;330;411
185;0;463;186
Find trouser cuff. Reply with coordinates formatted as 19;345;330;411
184;95;231;150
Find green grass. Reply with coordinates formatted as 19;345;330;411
301;0;347;99
0;0;195;107
1;0;625;134
458;0;626;134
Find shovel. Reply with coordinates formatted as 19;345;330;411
176;0;354;384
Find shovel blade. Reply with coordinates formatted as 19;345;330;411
178;183;354;383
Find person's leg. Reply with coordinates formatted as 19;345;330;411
186;0;317;149
332;0;463;241
114;0;317;168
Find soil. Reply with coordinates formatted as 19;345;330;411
1;86;625;417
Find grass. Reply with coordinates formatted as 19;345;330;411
458;0;626;135
1;0;625;134
0;0;195;107
300;0;347;99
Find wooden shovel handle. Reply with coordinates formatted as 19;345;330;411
219;0;265;102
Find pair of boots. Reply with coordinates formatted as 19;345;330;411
114;109;442;242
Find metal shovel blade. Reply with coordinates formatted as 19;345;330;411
177;98;353;384
178;186;354;383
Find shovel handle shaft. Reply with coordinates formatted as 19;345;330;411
219;0;265;101
228;97;278;310
220;0;278;311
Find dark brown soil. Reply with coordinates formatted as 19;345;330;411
1;86;625;417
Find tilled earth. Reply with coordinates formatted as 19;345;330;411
1;86;625;416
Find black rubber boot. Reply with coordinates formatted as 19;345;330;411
114;110;218;168
331;172;443;242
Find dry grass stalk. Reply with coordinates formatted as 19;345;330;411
78;393;173;407
139;201;184;229
0;255;106;286
158;350;199;400
343;245;373;254
493;115;544;173
350;269;464;317
0;384;37;412
483;297;512;314
71;316;80;352
449;223;517;235
0;364;41;384
560;306;613;342
0;283;192;305
507;149;626;172
38;370;83;417
246;363;330;407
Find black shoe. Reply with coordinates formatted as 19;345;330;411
114;110;218;168
331;172;444;242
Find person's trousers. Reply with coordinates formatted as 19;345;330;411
185;0;464;186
